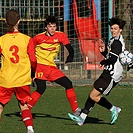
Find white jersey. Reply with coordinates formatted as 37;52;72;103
104;35;125;82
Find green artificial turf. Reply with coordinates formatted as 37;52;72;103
0;85;133;133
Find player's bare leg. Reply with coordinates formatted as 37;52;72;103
0;104;4;122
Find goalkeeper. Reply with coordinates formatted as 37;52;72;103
28;15;80;115
68;17;126;126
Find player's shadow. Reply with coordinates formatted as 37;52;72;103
4;112;109;124
4;112;70;121
5;112;22;118
85;116;109;124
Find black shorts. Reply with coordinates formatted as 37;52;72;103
94;70;118;95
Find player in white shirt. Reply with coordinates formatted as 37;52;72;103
68;17;126;126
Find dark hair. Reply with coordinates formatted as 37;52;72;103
6;9;20;32
44;15;58;27
108;17;126;29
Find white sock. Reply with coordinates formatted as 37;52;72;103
27;126;34;131
80;113;87;120
110;105;115;112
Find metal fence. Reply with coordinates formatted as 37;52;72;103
0;0;133;86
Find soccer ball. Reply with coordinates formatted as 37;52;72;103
119;50;133;65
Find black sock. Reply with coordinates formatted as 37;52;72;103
82;97;95;114
97;97;112;110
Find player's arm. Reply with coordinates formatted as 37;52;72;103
99;39;107;57
101;48;108;57
100;40;122;66
33;35;39;47
0;46;2;55
60;33;74;63
33;35;42;47
100;41;108;57
65;44;74;63
27;38;37;71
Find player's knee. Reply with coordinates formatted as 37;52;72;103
19;103;29;111
0;103;5;108
90;93;100;102
36;87;46;95
35;79;46;95
65;78;73;89
90;94;95;101
64;81;73;90
90;88;102;102
55;76;73;89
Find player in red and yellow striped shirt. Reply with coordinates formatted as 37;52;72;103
28;15;80;115
0;10;36;133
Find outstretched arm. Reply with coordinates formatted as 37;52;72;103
100;40;122;67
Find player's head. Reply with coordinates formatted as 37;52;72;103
44;15;58;27
108;17;126;37
6;9;20;32
108;17;126;30
44;15;58;36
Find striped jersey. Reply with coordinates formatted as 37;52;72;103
104;34;125;82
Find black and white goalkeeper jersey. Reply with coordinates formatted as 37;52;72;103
103;34;125;82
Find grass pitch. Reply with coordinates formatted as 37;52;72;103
0;85;133;133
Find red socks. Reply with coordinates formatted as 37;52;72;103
28;89;78;112
66;88;78;112
28;91;41;110
21;109;33;127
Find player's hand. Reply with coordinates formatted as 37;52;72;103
127;63;133;71
31;69;36;87
99;39;105;52
99;44;105;52
31;70;35;78
65;55;73;63
31;78;36;87
100;60;106;67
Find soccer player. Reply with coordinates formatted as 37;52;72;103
27;15;80;115
68;17;126;126
0;9;36;133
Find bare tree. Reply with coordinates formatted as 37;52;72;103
116;0;133;51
